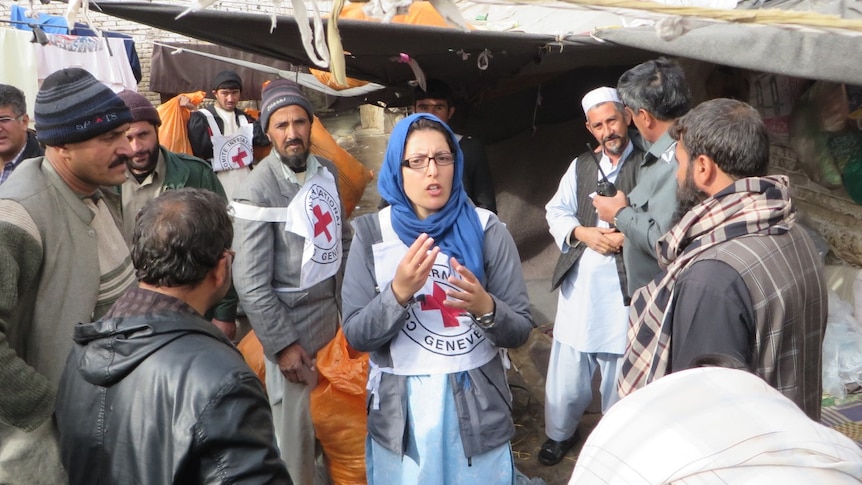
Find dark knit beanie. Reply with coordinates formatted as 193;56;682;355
260;79;314;132
35;68;132;146
212;70;243;92
117;90;161;127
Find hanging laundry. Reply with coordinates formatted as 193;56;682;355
10;5;142;83
36;33;137;92
0;28;39;120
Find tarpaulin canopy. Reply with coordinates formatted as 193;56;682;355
90;1;653;98
593;20;862;86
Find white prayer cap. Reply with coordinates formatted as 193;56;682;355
581;87;621;115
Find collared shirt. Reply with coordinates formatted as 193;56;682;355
0;143;28;185
279;152;323;186
121;151;167;244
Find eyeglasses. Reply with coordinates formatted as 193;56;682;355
0;115;24;125
401;152;455;170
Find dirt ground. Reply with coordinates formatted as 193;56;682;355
321;110;601;484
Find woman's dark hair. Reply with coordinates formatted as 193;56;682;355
131;188;233;287
404;117;457;155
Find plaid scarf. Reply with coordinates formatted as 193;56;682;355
618;175;796;396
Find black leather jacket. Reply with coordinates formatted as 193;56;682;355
55;289;290;484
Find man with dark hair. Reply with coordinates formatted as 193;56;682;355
116;90;238;339
0;67;136;485
55;188;291;484
232;79;350;484
541;87;644;466
593;58;691;294
0;84;43;185
187;70;270;198
413;79;497;212
619;98;826;421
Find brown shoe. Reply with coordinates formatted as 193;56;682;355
538;431;581;466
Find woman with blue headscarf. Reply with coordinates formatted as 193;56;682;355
342;113;534;484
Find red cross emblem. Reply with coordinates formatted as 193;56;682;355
312;204;333;242
231;148;249;167
418;283;462;328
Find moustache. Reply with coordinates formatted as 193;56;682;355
109;155;129;169
602;134;621;143
283;138;305;147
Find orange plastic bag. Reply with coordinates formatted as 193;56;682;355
309;69;369;91
237;330;266;392
156;91;206;155
310;328;369;485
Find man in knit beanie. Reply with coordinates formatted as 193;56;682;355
0;67;137;485
232;77;350;484
186;70;270;199
114;90;238;340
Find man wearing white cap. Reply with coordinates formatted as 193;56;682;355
541;86;644;466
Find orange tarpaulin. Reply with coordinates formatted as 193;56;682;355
310;3;474;90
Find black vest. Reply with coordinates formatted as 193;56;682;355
550;146;643;305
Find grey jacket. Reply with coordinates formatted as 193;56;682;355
342;210;533;458
614;131;679;295
232;152;351;360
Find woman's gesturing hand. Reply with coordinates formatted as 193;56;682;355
445;257;494;316
391;233;439;306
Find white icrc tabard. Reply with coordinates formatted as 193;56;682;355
198;109;254;172
230;160;343;291
371;206;496;376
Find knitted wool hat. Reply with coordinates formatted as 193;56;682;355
212;70;243;92
117;90;161;127
259;79;314;132
35;68;132;146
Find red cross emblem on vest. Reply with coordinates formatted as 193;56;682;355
312;204;333;242
418;283;462;328
231;148;249;168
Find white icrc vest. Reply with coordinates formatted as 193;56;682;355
371;206;496;376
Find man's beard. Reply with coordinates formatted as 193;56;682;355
672;166;709;225
126;144;159;175
275;139;310;172
602;133;627;156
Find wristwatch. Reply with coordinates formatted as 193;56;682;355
470;310;496;329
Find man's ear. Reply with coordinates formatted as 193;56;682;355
692;154;716;189
212;254;230;290
639;109;656;130
447;106;455;121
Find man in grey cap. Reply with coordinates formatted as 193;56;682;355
187;69;270;199
232;78;351;484
0;67;136;485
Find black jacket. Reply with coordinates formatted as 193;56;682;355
187;105;271;163
55;289;290;485
458;136;497;213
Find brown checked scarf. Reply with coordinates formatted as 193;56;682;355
618;175;796;397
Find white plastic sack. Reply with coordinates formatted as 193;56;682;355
822;290;862;400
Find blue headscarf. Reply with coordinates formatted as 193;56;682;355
378;113;486;282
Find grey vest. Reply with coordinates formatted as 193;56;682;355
690;224;826;421
550;147;643;305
